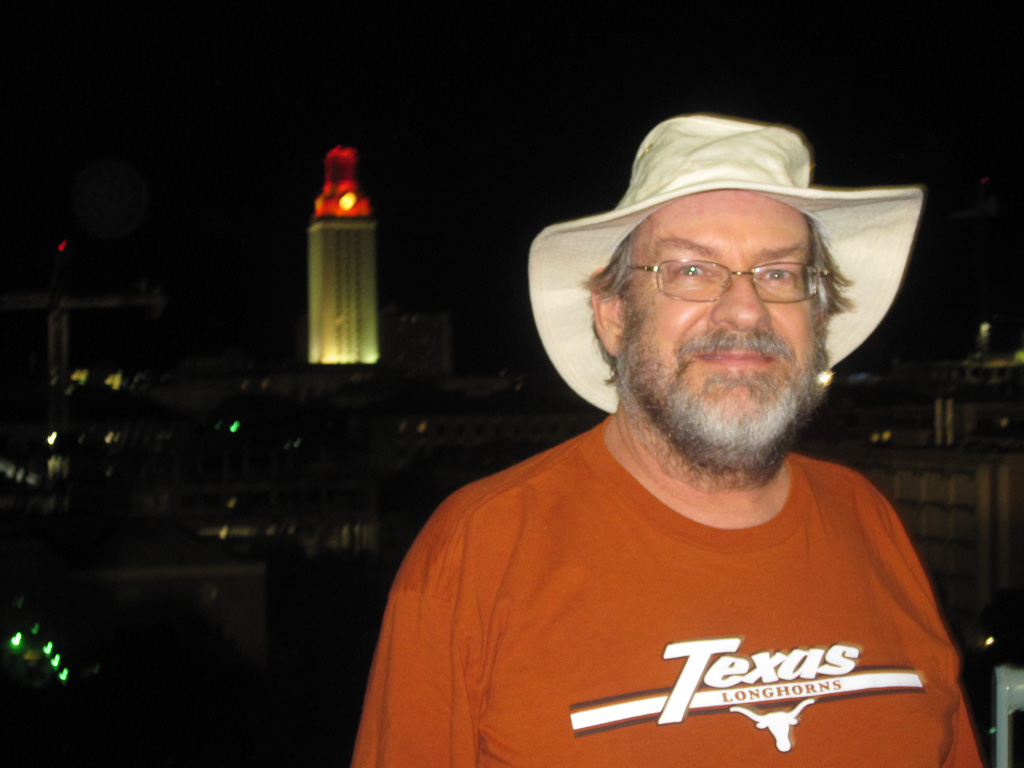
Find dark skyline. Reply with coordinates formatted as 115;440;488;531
4;5;1020;379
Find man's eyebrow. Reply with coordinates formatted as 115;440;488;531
652;237;808;262
652;237;714;259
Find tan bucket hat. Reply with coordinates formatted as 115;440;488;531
528;113;924;413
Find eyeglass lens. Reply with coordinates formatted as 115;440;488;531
656;261;816;302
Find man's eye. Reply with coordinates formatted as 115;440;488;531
763;268;794;281
671;263;707;278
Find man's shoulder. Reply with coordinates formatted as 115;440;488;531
393;424;605;598
788;452;902;532
788;452;896;520
790;451;880;490
441;423;602;516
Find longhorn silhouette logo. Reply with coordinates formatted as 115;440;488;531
729;698;816;752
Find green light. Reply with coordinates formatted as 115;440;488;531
31;623;39;635
11;632;22;646
43;641;53;655
51;653;61;668
59;668;69;682
230;420;240;433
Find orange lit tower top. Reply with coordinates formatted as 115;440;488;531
313;146;372;218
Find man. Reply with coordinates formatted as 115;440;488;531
351;115;982;766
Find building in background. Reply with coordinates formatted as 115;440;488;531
308;147;378;365
379;306;453;378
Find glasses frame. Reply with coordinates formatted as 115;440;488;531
632;260;828;304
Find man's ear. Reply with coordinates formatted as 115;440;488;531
592;290;626;358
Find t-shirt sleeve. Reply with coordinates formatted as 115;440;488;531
802;458;984;766
942;685;984;767
350;588;478;767
843;468;985;767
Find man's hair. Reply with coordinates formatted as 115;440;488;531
587;214;853;383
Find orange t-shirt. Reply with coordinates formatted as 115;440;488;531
352;422;982;767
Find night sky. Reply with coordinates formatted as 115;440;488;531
4;5;1020;382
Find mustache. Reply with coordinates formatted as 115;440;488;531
676;328;795;362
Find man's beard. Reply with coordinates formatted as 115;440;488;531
616;301;828;491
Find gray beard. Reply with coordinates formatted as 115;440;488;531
616;303;827;491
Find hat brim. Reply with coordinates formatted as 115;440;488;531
529;181;925;413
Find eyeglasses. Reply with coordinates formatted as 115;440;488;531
632;260;827;303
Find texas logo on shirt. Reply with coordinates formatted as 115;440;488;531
569;637;924;753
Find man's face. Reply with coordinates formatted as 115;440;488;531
596;190;827;485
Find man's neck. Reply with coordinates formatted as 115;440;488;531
603;410;791;530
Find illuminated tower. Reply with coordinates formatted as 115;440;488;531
308;146;379;364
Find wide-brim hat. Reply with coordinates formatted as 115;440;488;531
528;113;924;413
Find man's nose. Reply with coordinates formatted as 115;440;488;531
709;272;771;331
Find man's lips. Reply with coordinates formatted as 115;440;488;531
677;329;796;370
694;351;776;364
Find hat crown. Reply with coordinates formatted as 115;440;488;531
618;115;813;210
